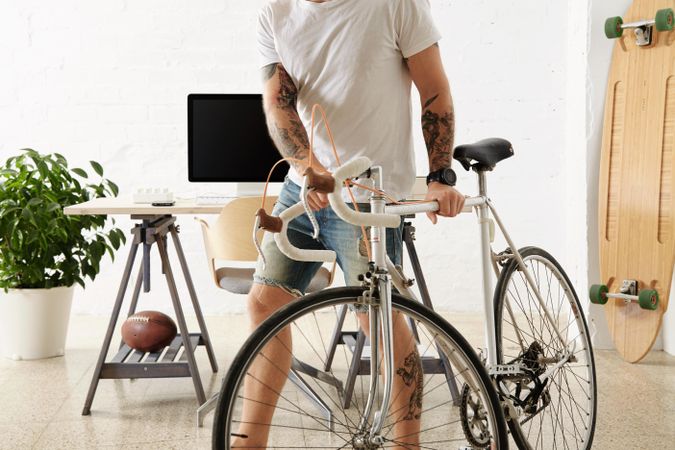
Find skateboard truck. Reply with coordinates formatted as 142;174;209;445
589;280;659;310
605;8;674;46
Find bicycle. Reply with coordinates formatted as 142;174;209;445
212;139;597;450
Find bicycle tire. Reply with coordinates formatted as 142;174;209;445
494;247;597;450
213;286;509;449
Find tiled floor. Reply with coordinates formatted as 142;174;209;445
0;314;673;449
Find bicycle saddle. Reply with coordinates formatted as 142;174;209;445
453;138;514;171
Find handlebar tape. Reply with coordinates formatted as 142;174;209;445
273;203;336;263
328;157;402;229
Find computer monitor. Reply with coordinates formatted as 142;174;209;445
188;93;287;195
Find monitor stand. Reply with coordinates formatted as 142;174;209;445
236;182;267;197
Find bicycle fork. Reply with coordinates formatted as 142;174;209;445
356;193;397;444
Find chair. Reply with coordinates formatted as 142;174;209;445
194;196;336;427
195;196;335;296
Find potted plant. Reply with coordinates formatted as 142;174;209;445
0;149;126;360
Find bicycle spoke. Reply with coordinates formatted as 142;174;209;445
495;250;595;450
256;338;360;434
243;370;351;441
216;291;506;449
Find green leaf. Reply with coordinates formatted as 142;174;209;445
1;207;20;217
0;169;18;177
90;161;103;177
21;207;34;222
108;229;120;249
27;197;42;207
107;180;119;197
71;168;88;178
46;202;61;213
54;153;68;167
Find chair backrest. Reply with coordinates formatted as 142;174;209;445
198;196;276;264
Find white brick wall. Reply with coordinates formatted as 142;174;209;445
1;0;575;318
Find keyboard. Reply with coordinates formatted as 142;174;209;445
195;195;236;205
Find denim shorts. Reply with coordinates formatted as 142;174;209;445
253;178;404;296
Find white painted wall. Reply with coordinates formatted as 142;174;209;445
0;0;570;317
2;0;670;354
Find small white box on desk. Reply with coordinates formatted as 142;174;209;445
133;188;174;204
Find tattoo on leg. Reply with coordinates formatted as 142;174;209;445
396;351;424;420
262;63;278;82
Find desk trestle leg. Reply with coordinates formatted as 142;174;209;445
82;216;217;415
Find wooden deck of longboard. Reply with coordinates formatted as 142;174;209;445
599;0;675;363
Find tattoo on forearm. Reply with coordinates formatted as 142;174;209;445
422;95;455;171
276;65;298;108
262;64;311;171
269;116;309;165
262;63;278;82
396;351;423;420
423;94;439;109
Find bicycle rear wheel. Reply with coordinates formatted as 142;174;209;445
213;286;508;449
494;247;597;449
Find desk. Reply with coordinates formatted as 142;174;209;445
65;198;227;415
66;178;429;415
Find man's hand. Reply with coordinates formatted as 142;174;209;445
424;182;465;224
306;190;329;211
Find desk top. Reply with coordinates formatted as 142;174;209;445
63;197;231;216
64;178;429;216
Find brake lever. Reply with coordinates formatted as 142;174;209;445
252;214;266;270
301;175;321;240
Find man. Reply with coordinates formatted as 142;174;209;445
235;0;464;448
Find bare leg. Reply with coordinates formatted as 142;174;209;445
231;284;296;449
357;311;421;450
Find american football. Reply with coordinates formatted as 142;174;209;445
121;310;177;353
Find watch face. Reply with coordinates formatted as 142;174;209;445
442;168;457;185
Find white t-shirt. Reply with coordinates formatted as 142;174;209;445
257;0;441;201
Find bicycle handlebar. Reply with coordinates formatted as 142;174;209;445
255;156;485;265
327;157;402;229
273;202;337;264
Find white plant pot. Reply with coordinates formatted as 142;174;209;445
0;286;74;360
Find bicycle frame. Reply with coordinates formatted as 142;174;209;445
259;156;576;442
386;169;574;381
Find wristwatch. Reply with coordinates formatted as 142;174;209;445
426;168;457;187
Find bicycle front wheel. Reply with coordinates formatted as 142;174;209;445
213;286;508;449
494;247;597;449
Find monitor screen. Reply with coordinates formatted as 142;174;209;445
188;94;287;182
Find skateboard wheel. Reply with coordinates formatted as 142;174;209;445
655;8;674;32
605;16;624;39
638;289;659;310
589;284;609;305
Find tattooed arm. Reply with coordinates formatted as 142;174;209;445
261;63;329;210
406;44;465;222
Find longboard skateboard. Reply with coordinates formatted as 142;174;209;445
591;1;675;363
